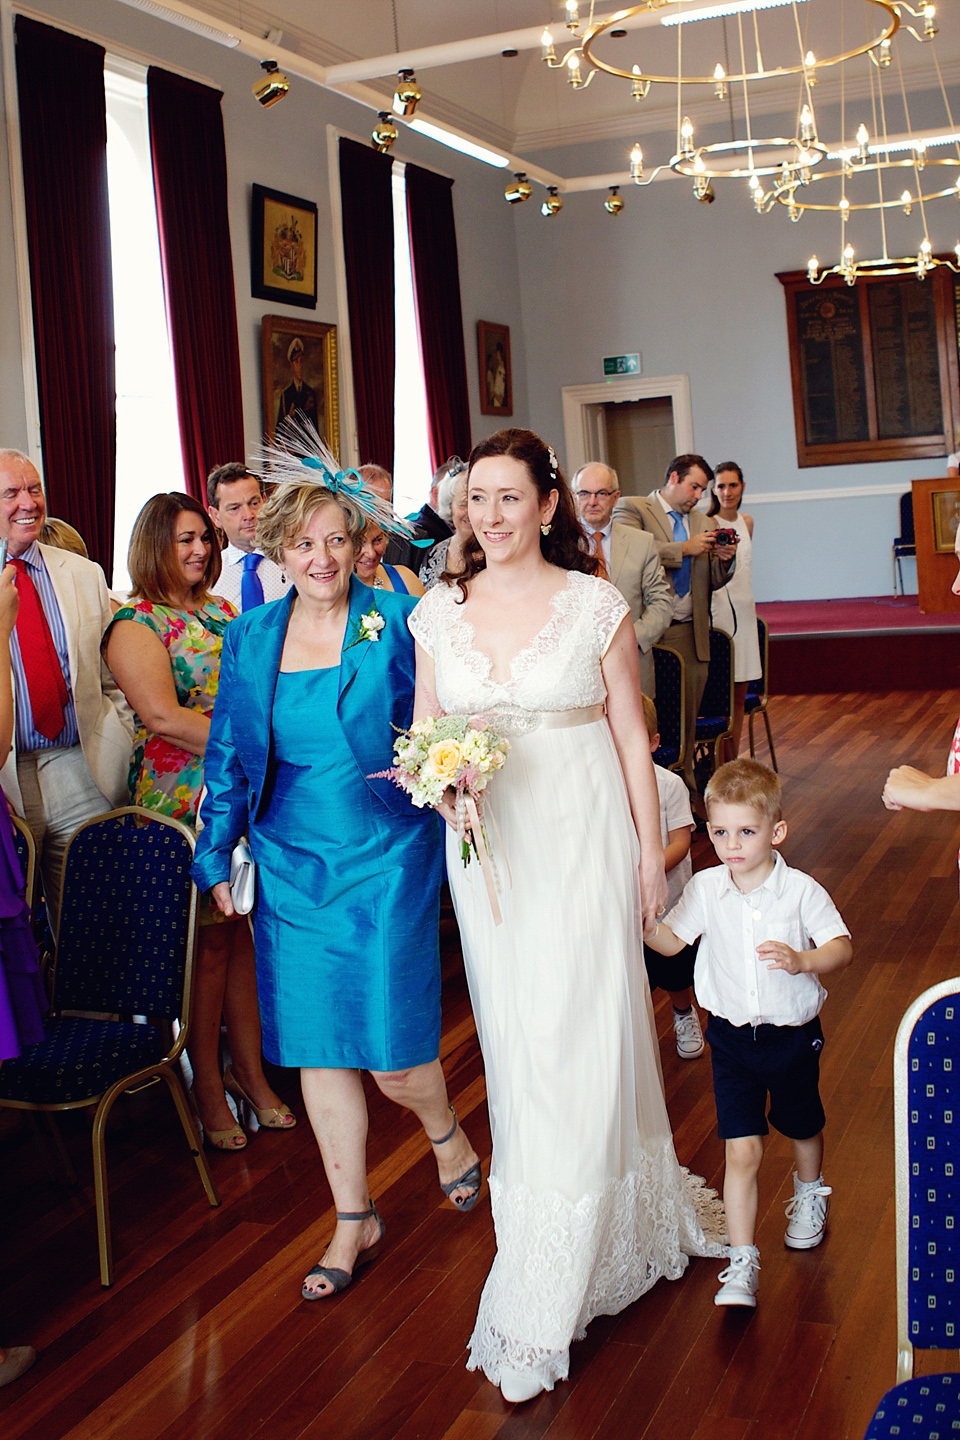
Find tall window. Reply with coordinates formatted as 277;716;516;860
104;61;182;588
391;165;433;518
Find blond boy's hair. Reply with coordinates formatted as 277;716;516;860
641;694;658;742
704;758;782;822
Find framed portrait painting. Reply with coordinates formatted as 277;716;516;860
261;315;340;458
251;184;318;309
477;320;513;417
932;488;960;553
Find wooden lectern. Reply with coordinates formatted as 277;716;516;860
911;477;960;614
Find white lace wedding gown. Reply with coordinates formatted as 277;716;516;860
408;572;724;1392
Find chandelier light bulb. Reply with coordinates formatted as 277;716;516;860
714;63;727;100
839;195;850;214
632;65;650;100
856;124;869;161
680;116;695;158
879;37;892;66
842;242;856;284
807;254;819;281
789;202;801;222
630;143;644;182
923;4;938;38
799;105;815;143
901;189;913;215
604;185;624;215
748;172;760;192
565;0;580;31
804;50;817;84
566;50;583;86
541;27;557;62
915;139;927;170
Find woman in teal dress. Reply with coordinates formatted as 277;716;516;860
103;493;295;1152
192;476;481;1300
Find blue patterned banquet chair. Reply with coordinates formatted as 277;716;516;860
862;978;960;1437
0;807;219;1286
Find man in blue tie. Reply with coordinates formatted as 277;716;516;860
614;455;736;797
207;463;288;612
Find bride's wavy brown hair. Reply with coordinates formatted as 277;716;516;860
444;428;598;601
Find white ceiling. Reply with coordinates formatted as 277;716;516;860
150;2;960;169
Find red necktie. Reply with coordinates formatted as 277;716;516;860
12;558;68;741
592;530;609;581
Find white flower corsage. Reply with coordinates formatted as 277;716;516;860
345;605;386;649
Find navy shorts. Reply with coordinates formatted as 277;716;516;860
705;1013;826;1142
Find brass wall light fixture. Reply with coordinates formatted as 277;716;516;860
253;59;289;108
393;69;421;116
505;173;533;203
372;112;399;152
541;186;563;217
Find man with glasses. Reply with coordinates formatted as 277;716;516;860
572;462;671;696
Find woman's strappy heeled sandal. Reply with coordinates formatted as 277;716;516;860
301;1204;385;1299
428;1105;483;1211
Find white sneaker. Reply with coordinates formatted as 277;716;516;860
714;1246;760;1307
673;1007;705;1059
784;1173;832;1249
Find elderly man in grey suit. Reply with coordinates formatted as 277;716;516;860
573;462;672;696
614;454;735;796
0;449;133;928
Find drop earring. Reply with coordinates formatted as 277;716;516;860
540;522;552;537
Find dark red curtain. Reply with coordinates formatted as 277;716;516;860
148;68;244;501
15;16;115;572
339;139;395;468
405;163;471;470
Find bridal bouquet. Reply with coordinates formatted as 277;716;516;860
376;713;509;871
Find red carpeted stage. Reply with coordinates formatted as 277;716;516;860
757;595;960;693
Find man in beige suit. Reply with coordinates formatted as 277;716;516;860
614;454;735;795
0;450;132;927
573;462;672;695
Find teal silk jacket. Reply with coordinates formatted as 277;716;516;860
192;574;433;894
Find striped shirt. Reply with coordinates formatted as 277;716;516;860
11;541;80;753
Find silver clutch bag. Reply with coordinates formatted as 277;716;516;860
229;836;256;915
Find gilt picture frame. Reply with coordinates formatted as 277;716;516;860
261;315;340;458
477;320;512;417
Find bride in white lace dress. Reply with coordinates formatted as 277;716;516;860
408;429;724;1405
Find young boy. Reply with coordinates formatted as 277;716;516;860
645;758;852;1309
641;696;704;1059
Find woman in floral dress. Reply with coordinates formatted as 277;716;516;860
104;493;295;1151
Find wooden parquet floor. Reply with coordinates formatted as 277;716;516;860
3;687;960;1440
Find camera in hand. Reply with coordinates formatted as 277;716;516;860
713;527;739;547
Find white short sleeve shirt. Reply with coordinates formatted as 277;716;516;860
655;764;694;911
665;852;850;1027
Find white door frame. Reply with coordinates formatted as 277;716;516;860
561;374;693;478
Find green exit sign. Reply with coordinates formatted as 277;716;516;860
603;353;640;376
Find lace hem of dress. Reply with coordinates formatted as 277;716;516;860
466;1149;726;1391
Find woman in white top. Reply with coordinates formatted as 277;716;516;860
708;462;761;759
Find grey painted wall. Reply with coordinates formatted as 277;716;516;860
0;0;527;491
516;97;959;601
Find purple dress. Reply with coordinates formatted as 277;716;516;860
0;813;46;1063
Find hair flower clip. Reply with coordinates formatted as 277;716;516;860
547;445;559;480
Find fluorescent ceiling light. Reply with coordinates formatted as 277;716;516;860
661;0;809;25
827;132;960;160
115;0;241;47
407;118;510;167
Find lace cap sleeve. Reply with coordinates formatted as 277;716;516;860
407;584;446;657
590;577;630;658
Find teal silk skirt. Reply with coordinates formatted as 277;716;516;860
252;668;442;1069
